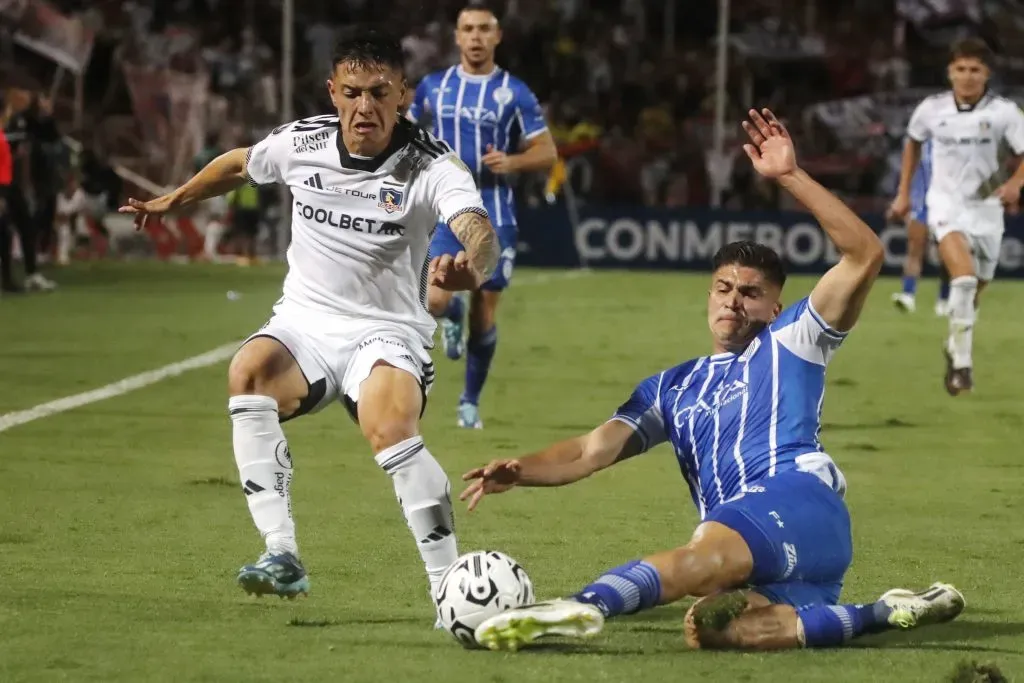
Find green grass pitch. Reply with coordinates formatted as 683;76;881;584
1;262;1022;682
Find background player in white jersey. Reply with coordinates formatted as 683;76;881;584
407;3;557;429
119;29;499;617
891;38;1024;395
889;139;951;316
461;109;964;652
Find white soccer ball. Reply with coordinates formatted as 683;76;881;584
434;550;535;647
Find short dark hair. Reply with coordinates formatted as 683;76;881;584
332;26;404;75
950;37;993;66
457;1;502;23
711;240;787;288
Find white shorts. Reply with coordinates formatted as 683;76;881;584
927;202;1003;281
244;301;435;421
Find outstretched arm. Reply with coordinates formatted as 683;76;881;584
742;109;883;332
460;420;643;510
119;147;250;229
449;210;499;282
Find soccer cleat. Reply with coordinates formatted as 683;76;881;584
879;582;965;629
24;273;57;292
457;402;483;429
237;551;310;599
943;348;973;396
441;317;465;360
473;599;605;652
934;299;950;317
891;292;916;313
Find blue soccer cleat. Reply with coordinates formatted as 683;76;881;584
237;551;310;599
441;317;465;360
457;402;483;429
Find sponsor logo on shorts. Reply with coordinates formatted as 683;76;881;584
782;542;798;580
357;335;412;353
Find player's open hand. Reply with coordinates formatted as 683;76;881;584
429;251;481;291
741;108;797;179
460;459;521;511
481;144;517;174
119;194;177;231
992;180;1023;209
886;194;910;222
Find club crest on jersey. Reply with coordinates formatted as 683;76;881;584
979;119;991;131
492;86;514;106
378;187;405;213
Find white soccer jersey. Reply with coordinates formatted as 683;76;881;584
245;114;487;346
907;91;1024;213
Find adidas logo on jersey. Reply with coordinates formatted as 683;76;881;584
303;173;324;189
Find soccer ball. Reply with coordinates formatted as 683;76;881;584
434;550;535;647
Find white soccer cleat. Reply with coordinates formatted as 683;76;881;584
934;299;950;317
879;582;965;629
25;273;57;292
473;599;604;652
891;292;916;313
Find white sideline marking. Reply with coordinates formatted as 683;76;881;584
0;269;590;434
0;343;240;434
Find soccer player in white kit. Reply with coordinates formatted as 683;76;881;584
891;38;1024;395
119;29;500;616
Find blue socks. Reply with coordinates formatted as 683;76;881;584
902;274;950;302
461;326;497;406
798;601;893;647
902;275;918;296
443;295;464;323
571;560;662;618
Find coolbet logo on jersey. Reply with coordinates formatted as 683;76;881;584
379;187;405;213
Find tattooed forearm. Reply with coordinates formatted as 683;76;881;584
449;209;499;281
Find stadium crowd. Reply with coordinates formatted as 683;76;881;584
0;0;1019;283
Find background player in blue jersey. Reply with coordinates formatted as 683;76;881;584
407;4;557;429
890;139;951;316
461;109;965;652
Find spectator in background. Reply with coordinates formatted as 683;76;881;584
225;178;261;267
0;108;12;293
1;83;55;292
54;170;86;266
29;95;64;264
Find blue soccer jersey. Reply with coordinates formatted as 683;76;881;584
408;66;548;227
612;296;848;520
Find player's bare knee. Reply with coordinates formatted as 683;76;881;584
676;545;746;598
427;286;452;318
227;339;305;414
227;350;278;397
358;362;422;453
685;595;797;651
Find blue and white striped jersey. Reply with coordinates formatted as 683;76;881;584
612;297;848;519
408;66;548;227
910;139;932;206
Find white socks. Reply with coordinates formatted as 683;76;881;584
375;435;458;596
947;275;977;370
229;395;298;556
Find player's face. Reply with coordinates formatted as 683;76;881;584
947;57;989;101
328;62;407;155
455;10;501;68
707;264;783;353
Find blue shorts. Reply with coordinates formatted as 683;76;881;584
429;222;517;291
706;470;852;609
